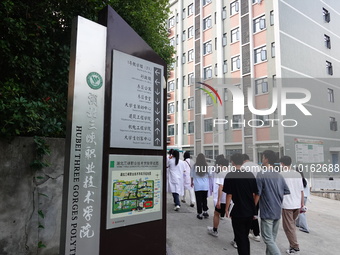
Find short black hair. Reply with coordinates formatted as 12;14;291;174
219;158;229;167
230;153;244;165
242;154;250;161
263;150;277;165
280;155;292;166
215;154;225;165
183;151;190;160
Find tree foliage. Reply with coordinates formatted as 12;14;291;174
0;0;174;138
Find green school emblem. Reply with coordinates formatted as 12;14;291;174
86;72;103;90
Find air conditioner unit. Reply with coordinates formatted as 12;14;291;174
167;115;171;122
167;93;171;99
167;137;171;143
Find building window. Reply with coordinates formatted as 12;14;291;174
271;42;275;58
204;119;213;132
182;30;186;41
203;66;212;80
203;16;212;30
203;0;212;6
203;41;212;55
323;8;330;23
176;101;178;112
232;115;242;129
231;56;240;71
255;78;268;95
182;75;186;87
224;116;229;130
168;80;174;91
183;8;186;19
183;123;187;134
222;33;227;46
169;37;175;47
224;88;228;101
253;15;266;33
254;46;267;64
223;60;228;73
330;117;337;131
182;53;186;64
324;34;331;49
256;115;270;126
326;61;333;75
328;88;334;102
207;95;213;105
222;7;227;20
168;102;174;113
183;99;186;110
188;122;194;133
188;73;194;85
176;34;179;45
270;11;274;25
188;97;194;109
188;26;194;38
231;27;240;43
230;1;239;16
168;16;175;28
188;4;194;16
168;125;174;136
188;49;194;62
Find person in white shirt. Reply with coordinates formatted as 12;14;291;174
280;156;304;255
167;150;184;211
181;151;196;207
207;158;229;237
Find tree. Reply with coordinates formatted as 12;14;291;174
0;0;174;138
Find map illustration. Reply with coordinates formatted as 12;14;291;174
112;179;154;214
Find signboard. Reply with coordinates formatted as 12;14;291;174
106;155;162;229
61;16;106;255
295;138;324;163
110;50;164;150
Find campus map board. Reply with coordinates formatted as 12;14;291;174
295;138;324;163
106;155;162;229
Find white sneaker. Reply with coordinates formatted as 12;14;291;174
248;232;260;242
220;216;225;220
174;205;180;211
230;240;237;249
207;226;218;237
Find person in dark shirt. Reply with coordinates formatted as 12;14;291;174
223;153;259;255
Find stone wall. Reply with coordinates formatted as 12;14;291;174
0;137;65;255
312;191;340;201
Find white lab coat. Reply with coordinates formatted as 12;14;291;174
167;157;184;196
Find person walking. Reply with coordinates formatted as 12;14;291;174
295;169;310;233
256;150;290;255
242;154;261;242
167;150;184;211
280;156;304;254
191;153;211;219
181;151;196;207
223;153;259;255
207;158;229;237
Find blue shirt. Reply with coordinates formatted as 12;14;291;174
257;170;290;220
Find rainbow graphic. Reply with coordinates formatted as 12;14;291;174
197;82;223;106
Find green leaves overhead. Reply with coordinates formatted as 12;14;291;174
0;0;174;138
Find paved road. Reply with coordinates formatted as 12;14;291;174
166;194;340;255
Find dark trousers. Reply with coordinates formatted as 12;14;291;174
172;193;180;206
250;203;260;236
195;190;208;214
232;216;253;255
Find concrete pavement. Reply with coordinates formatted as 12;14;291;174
166;194;340;255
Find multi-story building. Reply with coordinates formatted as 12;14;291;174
167;0;340;181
